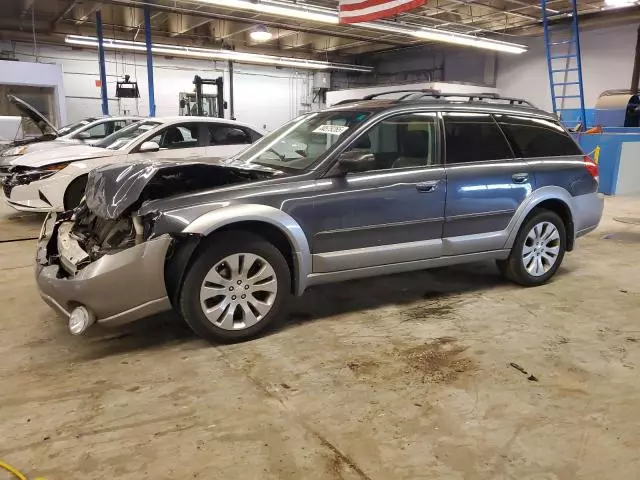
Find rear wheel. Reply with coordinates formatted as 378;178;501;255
498;209;566;286
63;175;88;210
179;231;291;343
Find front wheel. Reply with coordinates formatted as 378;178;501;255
179;232;291;343
498;210;566;286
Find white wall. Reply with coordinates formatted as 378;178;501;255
0;41;315;133
0;59;67;124
497;23;639;111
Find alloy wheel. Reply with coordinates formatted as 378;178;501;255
199;253;278;330
522;221;561;277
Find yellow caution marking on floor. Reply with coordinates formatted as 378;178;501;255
0;460;46;480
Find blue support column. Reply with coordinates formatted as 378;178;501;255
95;10;109;115
144;7;156;117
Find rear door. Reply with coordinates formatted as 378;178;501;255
310;111;446;273
205;123;257;159
442;111;535;255
494;114;589;192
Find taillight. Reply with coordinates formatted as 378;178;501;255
584;155;599;182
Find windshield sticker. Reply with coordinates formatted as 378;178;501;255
312;124;349;135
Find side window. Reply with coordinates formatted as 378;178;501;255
152;123;200;150
81;122;108;139
208;125;252;146
495;115;582;158
109;120;129;134
344;112;438;172
443;113;513;164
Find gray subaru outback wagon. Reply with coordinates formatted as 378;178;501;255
36;92;603;342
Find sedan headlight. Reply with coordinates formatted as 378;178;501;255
43;162;72;171
1;145;28;157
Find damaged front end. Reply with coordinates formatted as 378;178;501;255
36;207;174;333
35;160;274;334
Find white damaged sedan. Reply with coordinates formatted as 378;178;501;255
1;116;262;212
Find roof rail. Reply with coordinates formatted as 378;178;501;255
362;89;439;100
402;91;535;107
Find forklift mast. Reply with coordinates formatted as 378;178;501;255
193;75;225;118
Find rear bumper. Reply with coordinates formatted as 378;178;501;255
572;192;604;238
36;214;173;327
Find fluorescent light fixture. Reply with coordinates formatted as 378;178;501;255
412;28;526;54
196;0;339;23
359;21;527;54
190;0;527;54
250;25;273;42
65;35;373;72
604;0;635;6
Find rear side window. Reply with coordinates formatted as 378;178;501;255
495;115;582;158
443;113;513;164
208;124;252;145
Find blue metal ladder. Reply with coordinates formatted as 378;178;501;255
540;0;587;130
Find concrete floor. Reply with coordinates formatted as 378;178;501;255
1;198;639;480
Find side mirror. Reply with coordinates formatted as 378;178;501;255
337;151;376;174
139;141;160;153
76;131;91;140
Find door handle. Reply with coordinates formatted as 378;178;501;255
512;173;529;184
415;180;440;193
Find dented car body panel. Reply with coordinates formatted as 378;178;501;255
36;213;173;325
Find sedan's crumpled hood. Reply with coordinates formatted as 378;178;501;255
85;159;276;219
4;144;116;168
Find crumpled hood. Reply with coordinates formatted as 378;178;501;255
3;144;116;168
85;159;276;219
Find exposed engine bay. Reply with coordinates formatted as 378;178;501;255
72;203;140;260
48;160;275;276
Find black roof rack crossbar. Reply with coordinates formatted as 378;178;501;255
402;91;534;107
362;89;439;100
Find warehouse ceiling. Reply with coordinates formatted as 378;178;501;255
2;0;640;60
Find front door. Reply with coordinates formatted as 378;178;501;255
441;111;535;255
128;122;208;162
310;112;446;273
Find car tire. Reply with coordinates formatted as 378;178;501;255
499;209;567;287
179;231;291;344
63;175;88;210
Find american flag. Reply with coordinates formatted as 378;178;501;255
338;0;426;24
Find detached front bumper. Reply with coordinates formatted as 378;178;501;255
36;214;173;327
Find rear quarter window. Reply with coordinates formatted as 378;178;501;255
495;115;583;158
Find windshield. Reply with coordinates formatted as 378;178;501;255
57;118;97;136
234;110;372;171
95;120;161;150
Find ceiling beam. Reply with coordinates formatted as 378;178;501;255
73;2;103;25
50;0;81;30
167;13;212;37
20;0;35;18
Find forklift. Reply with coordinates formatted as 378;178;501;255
179;75;228;118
